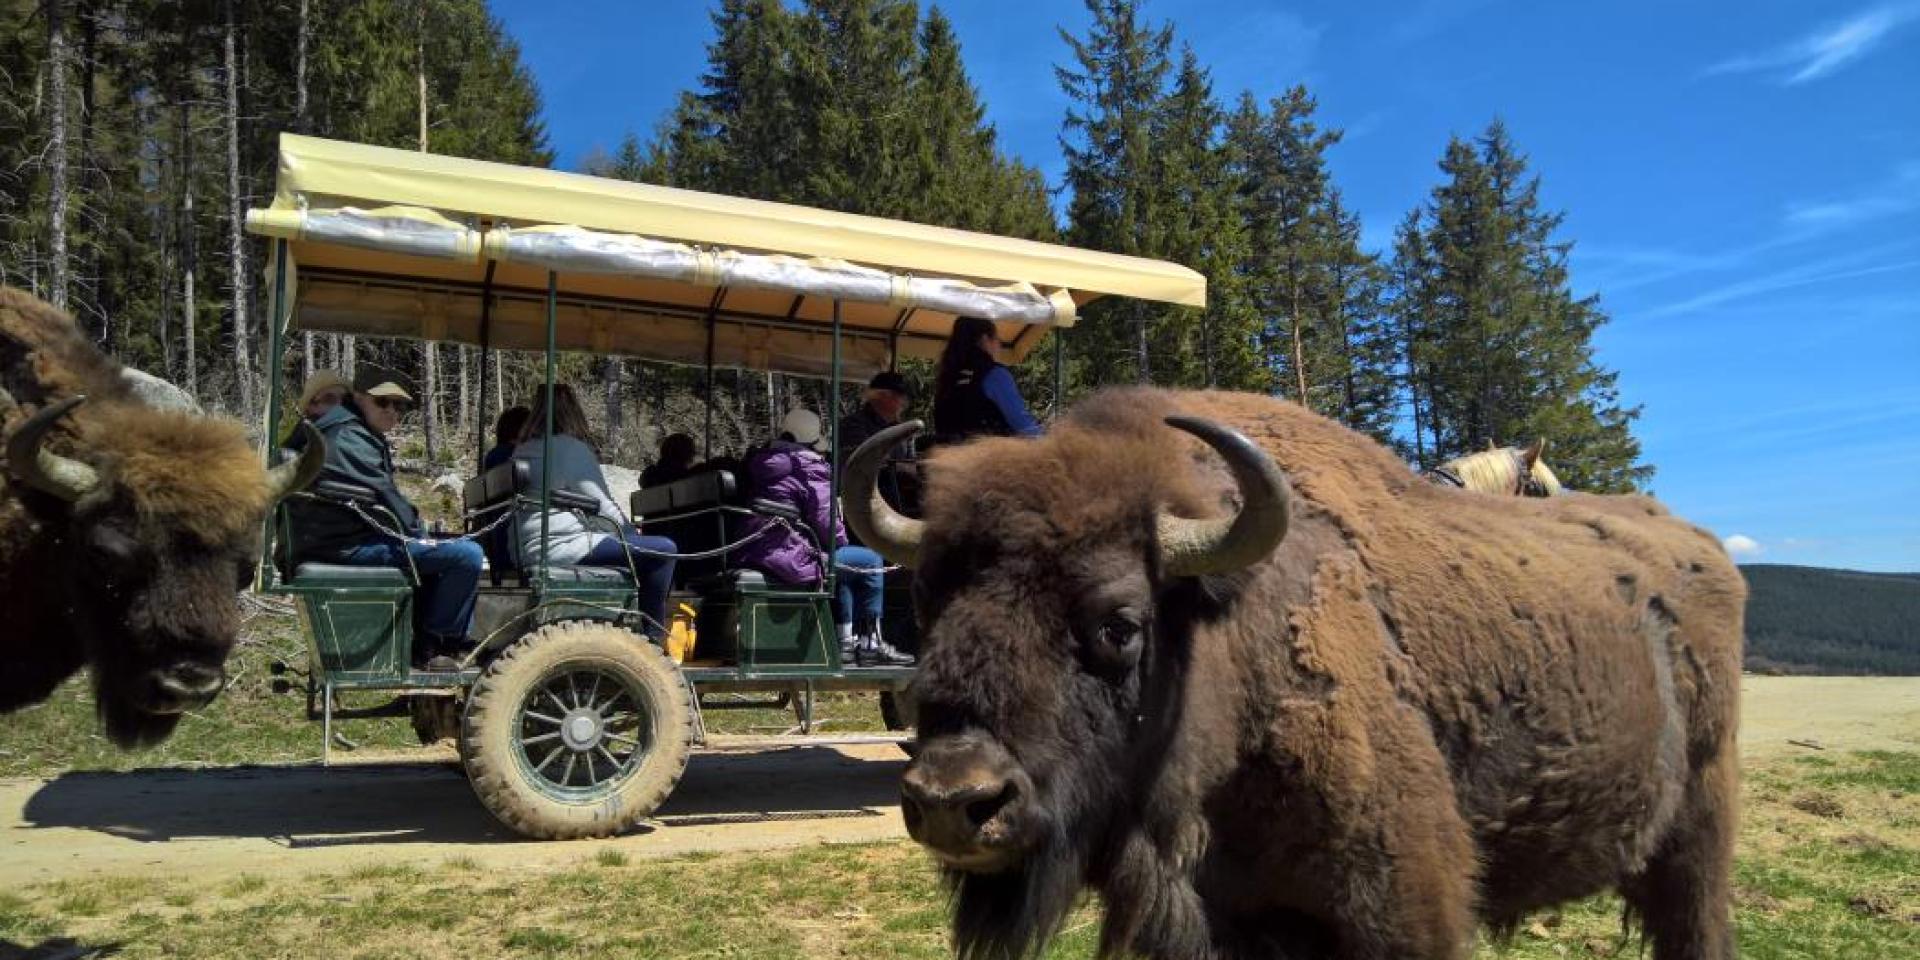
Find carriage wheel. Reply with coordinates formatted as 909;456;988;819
461;620;693;839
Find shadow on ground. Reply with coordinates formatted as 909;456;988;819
18;745;906;849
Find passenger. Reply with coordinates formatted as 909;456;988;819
297;369;350;421
735;409;913;668
836;370;916;512
482;406;531;471
285;364;484;671
641;432;698;488
931;315;1040;444
513;385;678;636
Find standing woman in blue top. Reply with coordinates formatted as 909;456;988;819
930;316;1041;444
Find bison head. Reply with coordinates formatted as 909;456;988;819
3;391;324;746
845;403;1288;955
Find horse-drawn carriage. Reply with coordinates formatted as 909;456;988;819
246;134;1206;839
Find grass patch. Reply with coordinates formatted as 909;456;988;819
7;735;1917;958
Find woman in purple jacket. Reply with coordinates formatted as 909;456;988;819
734;409;914;668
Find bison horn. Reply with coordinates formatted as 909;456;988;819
3;394;102;502
268;421;328;501
1158;417;1291;577
843;419;925;568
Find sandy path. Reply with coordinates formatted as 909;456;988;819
4;676;1917;885
2;741;909;885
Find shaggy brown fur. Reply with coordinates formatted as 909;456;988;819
902;388;1743;960
1;286;279;746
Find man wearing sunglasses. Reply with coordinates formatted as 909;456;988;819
285;364;484;670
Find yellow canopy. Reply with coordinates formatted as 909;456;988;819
248;134;1206;379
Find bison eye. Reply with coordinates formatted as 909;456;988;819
1085;614;1144;679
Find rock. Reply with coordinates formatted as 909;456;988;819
602;464;641;515
120;367;199;412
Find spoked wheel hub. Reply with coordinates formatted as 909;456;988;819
518;667;651;795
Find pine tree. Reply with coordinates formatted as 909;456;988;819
1391;122;1651;490
1148;48;1259;390
1058;0;1174;386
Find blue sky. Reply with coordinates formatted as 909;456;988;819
492;0;1919;573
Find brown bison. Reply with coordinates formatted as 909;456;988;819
1;287;324;746
846;389;1743;960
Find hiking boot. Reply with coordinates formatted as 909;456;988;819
856;637;916;668
423;653;463;673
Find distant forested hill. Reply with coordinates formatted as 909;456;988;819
1742;564;1920;675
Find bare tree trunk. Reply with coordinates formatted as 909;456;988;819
295;0;311;133
341;335;355;379
297;0;313;384
1134;306;1149;384
603;358;622;441
1289;278;1309;406
223;0;251;414
458;346;471;448
46;0;71;313
179;101;197;398
415;1;439;460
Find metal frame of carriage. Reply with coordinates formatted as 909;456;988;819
247;133;1205;839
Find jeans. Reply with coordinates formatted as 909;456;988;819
332;537;485;650
832;545;885;627
579;528;678;635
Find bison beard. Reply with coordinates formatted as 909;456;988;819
1;286;322;747
861;388;1743;960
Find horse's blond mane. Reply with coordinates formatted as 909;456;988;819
1440;446;1563;496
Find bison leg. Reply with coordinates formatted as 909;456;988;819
1623;747;1737;960
1309;735;1477;960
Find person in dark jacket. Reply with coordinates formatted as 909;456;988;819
481;405;531;471
285;364;483;669
641;432;698;488
836;370;916;512
931;315;1040;444
733;409;912;667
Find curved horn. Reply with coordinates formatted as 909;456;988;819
843;419;925;568
269;421;329;501
1158;417;1291;577
3;394;101;502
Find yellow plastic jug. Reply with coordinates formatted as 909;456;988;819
664;602;699;663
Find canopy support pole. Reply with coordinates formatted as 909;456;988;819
475;259;497;472
539;270;557;590
828;298;842;609
702;288;724;457
259;237;291;590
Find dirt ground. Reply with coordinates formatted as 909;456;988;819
3;676;1916;886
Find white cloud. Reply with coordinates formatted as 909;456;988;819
1785;161;1920;229
1705;4;1919;85
1724;534;1764;558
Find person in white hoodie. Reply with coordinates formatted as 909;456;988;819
514;384;677;634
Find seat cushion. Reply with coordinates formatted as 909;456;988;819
691;569;769;593
533;565;635;585
292;563;410;585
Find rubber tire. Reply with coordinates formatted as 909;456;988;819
461;620;694;840
879;688;919;758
